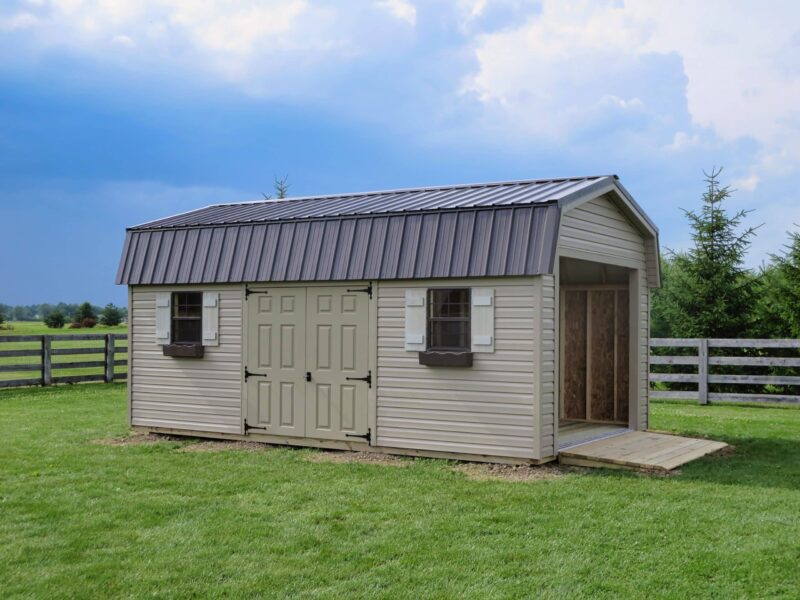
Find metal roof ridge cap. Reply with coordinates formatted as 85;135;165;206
128;202;220;230
191;175;612;209
127;200;561;232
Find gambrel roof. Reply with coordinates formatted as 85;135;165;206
117;175;659;286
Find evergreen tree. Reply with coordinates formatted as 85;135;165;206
74;301;96;322
262;175;290;200
652;168;758;338
99;303;124;327
754;229;800;337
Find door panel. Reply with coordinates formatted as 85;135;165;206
246;286;370;441
305;288;370;440
246;288;307;436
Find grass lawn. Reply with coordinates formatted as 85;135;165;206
0;322;128;382
1;385;798;599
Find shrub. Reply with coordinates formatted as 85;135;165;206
68;322;82;329
81;317;97;328
99;303;124;327
0;312;4;325
44;311;66;329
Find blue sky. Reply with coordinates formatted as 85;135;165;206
1;0;799;306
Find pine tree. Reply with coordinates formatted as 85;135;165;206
99;303;124;327
653;168;759;338
262;175;290;200
74;302;96;323
756;229;800;337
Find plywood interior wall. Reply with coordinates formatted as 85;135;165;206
561;286;629;425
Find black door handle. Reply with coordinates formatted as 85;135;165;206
305;372;312;382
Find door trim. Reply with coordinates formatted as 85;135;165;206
241;281;375;443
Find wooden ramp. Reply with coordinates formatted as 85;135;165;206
559;431;728;471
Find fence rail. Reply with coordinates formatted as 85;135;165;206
0;334;128;389
649;338;800;405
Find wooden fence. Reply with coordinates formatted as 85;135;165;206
649;338;800;405
0;334;128;389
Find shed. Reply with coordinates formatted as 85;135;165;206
117;175;661;463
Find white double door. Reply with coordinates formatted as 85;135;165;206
245;287;370;441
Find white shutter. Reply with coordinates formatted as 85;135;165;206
202;292;220;346
471;288;495;353
404;289;427;351
155;292;171;345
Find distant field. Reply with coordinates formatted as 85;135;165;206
0;321;128;336
0;322;128;382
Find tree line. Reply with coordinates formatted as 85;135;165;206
651;168;800;339
0;302;127;329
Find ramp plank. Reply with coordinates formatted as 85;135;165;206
559;431;728;471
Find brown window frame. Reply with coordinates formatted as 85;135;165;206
426;288;471;352
171;291;203;345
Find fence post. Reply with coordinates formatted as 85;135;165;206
105;334;115;383
698;338;709;405
42;335;51;386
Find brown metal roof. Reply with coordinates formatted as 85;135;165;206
116;176;640;285
117;204;560;284
130;176;610;230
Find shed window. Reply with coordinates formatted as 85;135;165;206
172;292;202;344
427;288;471;351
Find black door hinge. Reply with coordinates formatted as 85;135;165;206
245;286;268;298
346;370;372;388
346;428;371;443
244;366;267;381
244;419;268;433
346;282;373;299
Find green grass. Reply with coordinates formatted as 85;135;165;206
0;321;128;336
1;386;798;599
0;322;127;381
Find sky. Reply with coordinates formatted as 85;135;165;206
1;0;799;306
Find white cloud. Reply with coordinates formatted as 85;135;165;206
0;1;352;87
464;0;800;173
667;131;701;151
732;174;760;193
0;11;40;30
376;0;416;26
111;33;133;46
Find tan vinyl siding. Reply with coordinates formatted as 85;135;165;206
559;196;652;433
559;195;647;270
130;285;243;434
645;239;660;287
376;279;538;460
537;274;557;458
639;282;650;428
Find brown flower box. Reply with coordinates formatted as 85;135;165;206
418;350;473;367
163;343;205;358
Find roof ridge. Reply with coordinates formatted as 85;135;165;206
208;175;614;209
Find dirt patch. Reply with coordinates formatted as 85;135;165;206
179;440;272;453
454;462;574;482
306;450;412;467
92;432;187;446
708;443;736;458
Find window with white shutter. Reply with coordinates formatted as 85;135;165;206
155;292;171;345
202;292;220;347
470;288;495;353
404;289;427;351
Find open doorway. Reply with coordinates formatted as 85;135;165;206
559;257;632;449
